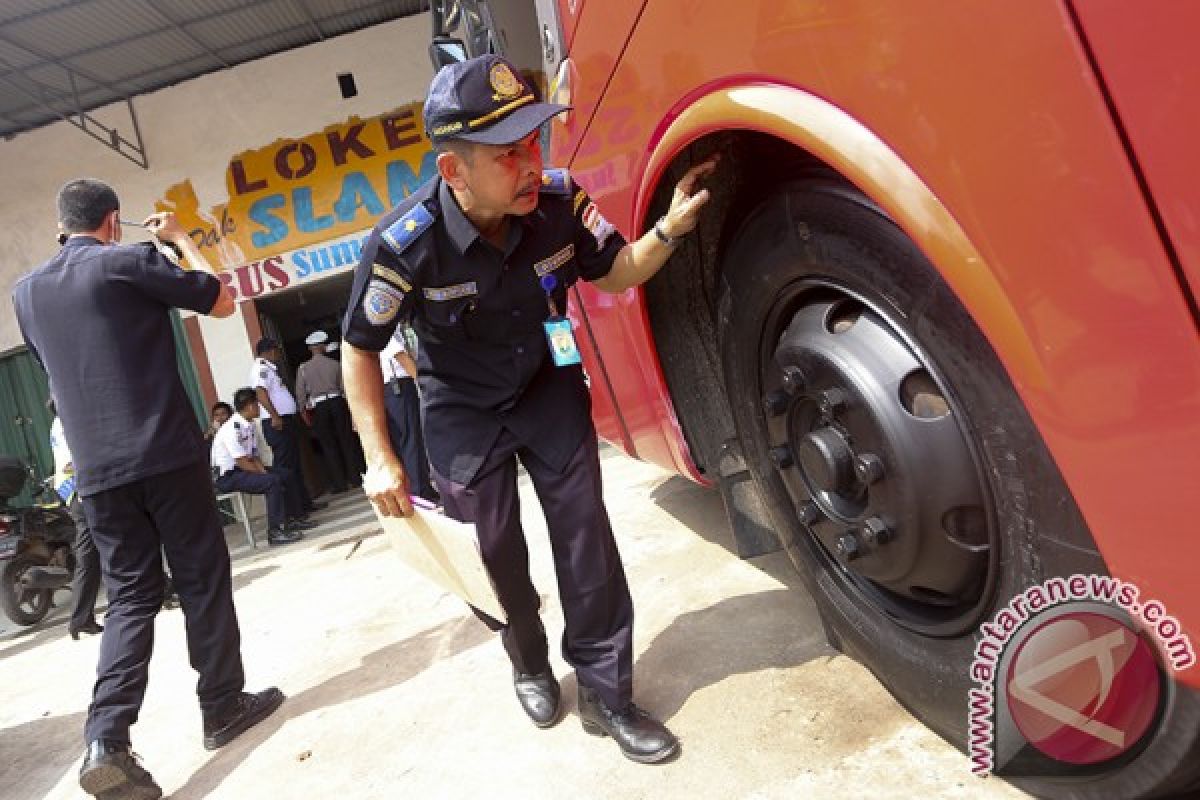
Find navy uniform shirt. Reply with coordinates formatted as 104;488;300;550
12;237;221;495
342;170;625;486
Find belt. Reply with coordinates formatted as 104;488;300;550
312;392;342;404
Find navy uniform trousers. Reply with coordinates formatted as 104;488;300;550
67;495;103;630
432;425;634;711
311;396;363;492
262;413;313;510
214;465;302;530
81;459;244;744
384;377;435;501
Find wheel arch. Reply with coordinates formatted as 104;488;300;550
634;80;1048;475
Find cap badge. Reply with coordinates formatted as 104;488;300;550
490;62;523;99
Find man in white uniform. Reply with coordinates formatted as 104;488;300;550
212;388;311;545
49;408;103;638
249;338;326;516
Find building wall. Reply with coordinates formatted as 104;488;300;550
0;13;436;406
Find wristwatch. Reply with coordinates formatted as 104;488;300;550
654;217;682;248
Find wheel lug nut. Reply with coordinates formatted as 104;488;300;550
854;453;884;485
835;532;861;561
763;390;790;417
781;367;806;395
816;388;847;416
769;445;795;469
860;517;892;547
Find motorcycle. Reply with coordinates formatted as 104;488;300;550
0;456;77;626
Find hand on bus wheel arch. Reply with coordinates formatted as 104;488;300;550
661;155;720;239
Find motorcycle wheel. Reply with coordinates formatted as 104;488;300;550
0;554;54;626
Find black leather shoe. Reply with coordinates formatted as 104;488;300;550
69;619;104;640
514;669;561;728
287;517;317;531
304;501;329;512
203;688;285;750
79;739;162;799
578;684;679;764
267;527;301;546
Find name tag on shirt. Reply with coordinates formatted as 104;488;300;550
543;317;581;367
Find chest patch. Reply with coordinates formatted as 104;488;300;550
423;282;478;302
534;244;575;277
363;279;405;325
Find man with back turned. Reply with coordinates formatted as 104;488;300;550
12;179;284;799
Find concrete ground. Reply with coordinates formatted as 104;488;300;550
0;447;1027;799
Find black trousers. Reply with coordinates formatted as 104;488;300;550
384;377;435;501
215;466;301;530
432;426;634;710
67;495;102;629
262;413;312;510
81;460;244;745
311;396;363;492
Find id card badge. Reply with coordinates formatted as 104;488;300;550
543;316;582;367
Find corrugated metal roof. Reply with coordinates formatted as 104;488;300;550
0;0;429;137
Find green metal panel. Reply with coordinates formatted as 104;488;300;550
0;349;53;505
170;310;207;428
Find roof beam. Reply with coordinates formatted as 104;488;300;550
0;55;147;168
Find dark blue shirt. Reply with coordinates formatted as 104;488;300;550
12;236;221;495
342;172;624;485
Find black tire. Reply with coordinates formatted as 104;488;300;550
717;181;1200;799
0;553;53;626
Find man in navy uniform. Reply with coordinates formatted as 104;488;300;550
13;179;283;799
212;387;315;545
341;55;715;763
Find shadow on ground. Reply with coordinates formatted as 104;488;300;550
171;613;490;799
1;710;86;800
633;588;833;722
231;565;279;592
649;476;802;589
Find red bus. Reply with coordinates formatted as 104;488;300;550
431;2;1200;795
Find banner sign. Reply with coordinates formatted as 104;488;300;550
158;103;434;303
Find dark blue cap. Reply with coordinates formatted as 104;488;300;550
423;54;569;146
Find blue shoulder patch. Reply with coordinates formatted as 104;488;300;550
539;168;571;195
381;202;436;254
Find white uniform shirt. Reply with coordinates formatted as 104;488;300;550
380;336;410;381
210;415;258;476
249;357;297;419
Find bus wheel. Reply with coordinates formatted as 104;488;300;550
717;180;1200;798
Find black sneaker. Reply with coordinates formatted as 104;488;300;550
79;739;162;799
267;526;301;546
304;501;329;512
202;688;285;750
287;517;317;531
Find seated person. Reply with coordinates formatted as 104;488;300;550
205;401;233;453
211;388;316;546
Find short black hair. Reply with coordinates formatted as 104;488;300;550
57;179;119;234
210;401;233;418
233;388;258;412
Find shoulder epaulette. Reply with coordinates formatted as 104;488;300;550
540;168;571;195
381;201;437;254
